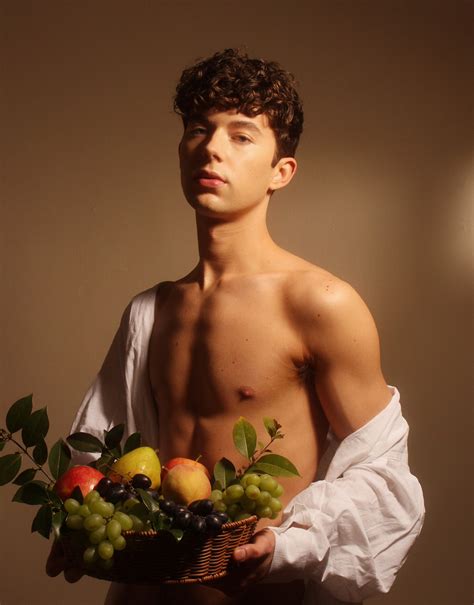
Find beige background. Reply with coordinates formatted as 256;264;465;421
1;1;472;604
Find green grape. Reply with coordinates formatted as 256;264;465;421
244;484;260;500
241;496;257;513
97;540;114;560
112;535;126;551
84;490;100;506
243;473;261;487
272;483;284;498
123;497;140;512
64;498;81;514
259;475;278;493
226;503;242;520
255;505;272;519
270;510;279;520
213;500;227;513
226;484;244;502
83;546;98;564
113;511;133;531
106;519;122;541
89;525;107;544
66;514;84;530
84;513;106;532
256;490;272;506
90;499;114;518
129;514;145;531
100;557;114;571
235;512;252;521
211;489;223;502
78;504;92;518
269;497;282;513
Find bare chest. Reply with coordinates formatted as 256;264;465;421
148;283;305;417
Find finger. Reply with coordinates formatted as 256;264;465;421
233;530;273;563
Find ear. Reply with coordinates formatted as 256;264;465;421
269;157;298;192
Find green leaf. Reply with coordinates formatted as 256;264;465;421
70;485;84;504
0;441;5;452
152;511;172;531
66;432;103;453
251;454;300;478
52;510;67;539
48;439;72;480
91;452;114;474
263;417;277;438
33;439;48;465
22;407;49;447
31;504;53;538
6;394;33;433
13;467;37;485
136;488;160;514
232;417;257;459
169;528;184;542
213;457;236;490
12;480;50;505
0;453;22;485
123;432;141;454
104;424;124;449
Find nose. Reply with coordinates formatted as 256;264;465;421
199;128;225;161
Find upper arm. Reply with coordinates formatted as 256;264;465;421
295;276;392;440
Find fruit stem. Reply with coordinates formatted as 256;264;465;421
237;432;282;477
7;434;54;483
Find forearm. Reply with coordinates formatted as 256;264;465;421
266;388;425;602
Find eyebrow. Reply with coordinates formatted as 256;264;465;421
189;116;264;137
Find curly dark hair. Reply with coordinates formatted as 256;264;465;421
173;48;304;164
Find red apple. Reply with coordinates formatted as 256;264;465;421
161;457;211;482
54;465;105;500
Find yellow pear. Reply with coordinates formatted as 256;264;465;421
108;446;161;489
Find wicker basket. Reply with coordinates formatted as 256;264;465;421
62;515;258;584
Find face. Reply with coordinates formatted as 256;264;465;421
178;108;295;220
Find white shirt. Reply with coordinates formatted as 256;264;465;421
71;285;425;604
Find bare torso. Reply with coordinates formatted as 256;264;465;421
131;256;332;604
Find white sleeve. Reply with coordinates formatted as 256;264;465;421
70;288;159;464
267;387;425;603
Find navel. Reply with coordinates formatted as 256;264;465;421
238;385;256;400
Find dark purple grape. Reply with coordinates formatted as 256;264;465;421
175;510;193;529
159;499;177;515
205;514;223;533
131;473;152;490
96;477;113;497
191;515;207;533
214;511;229;524
107;483;128;503
189;499;214;516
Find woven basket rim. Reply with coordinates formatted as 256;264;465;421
122;514;258;538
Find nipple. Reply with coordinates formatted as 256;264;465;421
238;385;256;400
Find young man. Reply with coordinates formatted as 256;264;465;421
47;48;424;604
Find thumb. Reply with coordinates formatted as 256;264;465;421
234;543;260;562
233;530;273;562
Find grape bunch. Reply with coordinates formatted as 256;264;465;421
211;473;284;521
159;497;229;536
64;479;142;569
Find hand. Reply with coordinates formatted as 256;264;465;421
46;539;84;583
217;528;275;594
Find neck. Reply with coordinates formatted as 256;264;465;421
193;203;280;289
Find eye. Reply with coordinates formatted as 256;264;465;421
187;127;206;136
233;134;251;143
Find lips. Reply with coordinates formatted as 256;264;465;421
194;169;226;183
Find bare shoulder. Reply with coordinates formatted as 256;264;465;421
282;264;381;358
